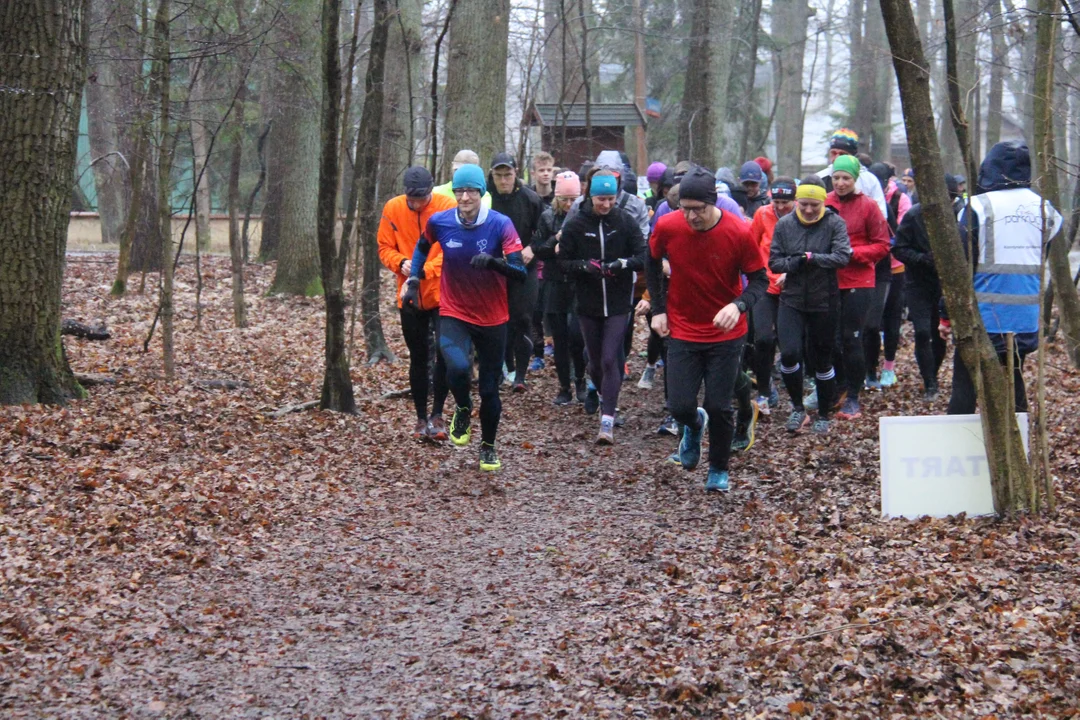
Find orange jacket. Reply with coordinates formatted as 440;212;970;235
377;193;457;310
750;204;784;295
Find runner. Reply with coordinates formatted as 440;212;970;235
529;151;556;206
378;166;457;440
559;171;647;443
433;149;492;208
748;176;797;415
532;171;587;405
403;164;526;471
645;162;668;211
892;173;956;400
648;166;769;492
738;161;772;217
945;141;1061;414
755;156;775;185
826;156;891;420
488;151;545;392
815;129;888;218
768;177;852;435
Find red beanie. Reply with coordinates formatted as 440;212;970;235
754;156;773;174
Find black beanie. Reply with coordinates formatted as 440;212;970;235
678;166;718;205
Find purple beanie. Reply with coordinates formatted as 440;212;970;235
646;162;667;183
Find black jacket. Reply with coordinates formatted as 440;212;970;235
488;177;545;250
743;191;771;218
531;207;570;283
892;204;940;297
769;209;852;313
559;199;647;318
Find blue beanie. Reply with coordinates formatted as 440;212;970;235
590;174;619;196
452;164;486;194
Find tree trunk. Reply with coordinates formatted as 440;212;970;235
1033;0;1080;366
985;0;1005;148
0;0;89;405
771;0;810;176
441;0;510;172
269;0;323;296
678;0;719;166
879;0;1034;515
190;65;213;253
317;0;358;411
154;0;175;380
735;0;763;164
228;0;250;328
377;0;422;208
258;60;283;262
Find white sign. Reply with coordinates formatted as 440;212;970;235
879;413;1029;519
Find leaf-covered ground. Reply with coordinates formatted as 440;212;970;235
3;255;1080;718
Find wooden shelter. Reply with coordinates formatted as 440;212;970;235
525;103;646;172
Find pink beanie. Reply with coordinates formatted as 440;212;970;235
646;162;667;183
554;171;581;197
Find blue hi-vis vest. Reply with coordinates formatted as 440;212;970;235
959;189;1062;334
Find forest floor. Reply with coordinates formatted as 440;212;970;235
3;255;1080;718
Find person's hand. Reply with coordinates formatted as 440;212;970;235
712;303;741;331
399;259;412;276
776;273;787;289
554;242;560;255
635;298;651;316
938;321;951;340
651;312;669;338
601;259;625;276
401;278;420;311
585;259;604;276
662;259;671;277
470;253;494;270
522;246;535;265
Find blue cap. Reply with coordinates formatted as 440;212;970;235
452;164;487;194
739;160;764;184
590;174;619;197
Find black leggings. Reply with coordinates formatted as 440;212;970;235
667;336;745;471
546;310;586;390
777;300;839;418
400;308;448;420
506;266;539;379
906;281;946;390
947;345;1028;415
834;287;875;399
864;278;905;374
862;279;890;378
579;314;628;417
439;316;507;445
752;293;779;397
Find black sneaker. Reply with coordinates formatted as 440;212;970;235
479;442;501;471
923;384;939;402
656;415;679;436
584;387;600;415
553;387;574;405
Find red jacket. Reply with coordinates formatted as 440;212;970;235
826;191;891;289
749;204;784;295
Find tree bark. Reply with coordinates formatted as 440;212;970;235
0;0;89;404
441;0;510;172
771;0;811;176
1033;0;1080;366
879;0;1033;515
190;63;213;253
269;0;323;296
228;0;250;328
317;0;358;411
985;0;1005;148
678;0;719;166
154;0;175;380
377;0;422;208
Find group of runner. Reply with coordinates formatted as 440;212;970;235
378;130;1059;492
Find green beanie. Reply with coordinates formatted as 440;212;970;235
832;154;860;179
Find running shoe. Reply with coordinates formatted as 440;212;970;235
656;358;664;369
584;386;600;415
769;386;779;410
413;418;429;440
449;406;472;446
529;357;545;372
865;375;882;390
666;447;682;465
679;407;708;470
479;442;501;471
785;408;810;433
923;384;939;402
836;397;862;420
502;363;512;386
657;415;679;436
553;388;574;406
705;467;730;493
512;381;527;394
596;416;615;445
755;395;771;417
880;369;898;387
429;415;448;441
575;379;588;403
623;362;631;380
637;365;656;390
731;402;759;453
812;416;831;435
613;411;626;428
804;388;818;411
544;343;554;357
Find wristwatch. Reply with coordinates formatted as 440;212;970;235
734;299;748;314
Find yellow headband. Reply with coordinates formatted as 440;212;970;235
795;184;827;202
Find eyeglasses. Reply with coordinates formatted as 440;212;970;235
453;188;481;198
680;204;709;217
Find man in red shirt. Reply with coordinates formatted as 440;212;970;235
648;166;769;493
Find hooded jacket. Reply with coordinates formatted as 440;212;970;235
559;197;647;317
531;206;570;283
826;190;892;289
769;209;853;313
817;160;888;219
377;192;458;310
892;204;939;296
487;174;545;251
567;150;652;239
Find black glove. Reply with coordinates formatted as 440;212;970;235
584;259;604;276
470;252;494;270
601;259;626;276
402;278;421;311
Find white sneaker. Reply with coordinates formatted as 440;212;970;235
755;395;771;416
